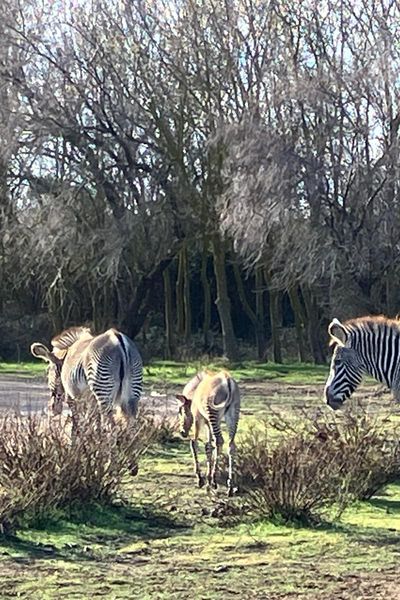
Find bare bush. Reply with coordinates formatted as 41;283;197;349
233;410;400;523
0;405;157;532
311;412;400;501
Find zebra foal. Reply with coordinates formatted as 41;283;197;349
325;315;400;409
31;326;143;423
176;370;241;496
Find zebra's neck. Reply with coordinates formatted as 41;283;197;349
352;324;400;389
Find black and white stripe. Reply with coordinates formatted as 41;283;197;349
325;316;400;408
31;326;143;420
177;371;241;495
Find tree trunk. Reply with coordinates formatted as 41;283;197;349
182;244;191;344
212;235;238;361
163;264;175;359
264;268;282;363
288;286;307;362
270;290;283;363
386;264;396;317
255;266;267;361
201;237;211;350
302;286;326;365
122;258;172;339
175;247;185;337
232;260;266;360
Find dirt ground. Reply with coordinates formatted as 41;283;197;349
0;375;394;415
0;375;179;416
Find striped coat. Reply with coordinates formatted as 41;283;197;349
31;327;143;420
325;316;400;409
176;370;241;495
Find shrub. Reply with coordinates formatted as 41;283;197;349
153;414;180;445
0;403;157;532
233;409;400;523
310;411;400;501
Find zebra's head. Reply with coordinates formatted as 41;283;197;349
30;343;65;415
324;319;365;410
175;394;193;438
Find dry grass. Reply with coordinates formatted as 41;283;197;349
233;409;400;522
0;403;157;532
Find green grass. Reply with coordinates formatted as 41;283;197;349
0;361;46;378
2;358;330;385
0;440;399;599
144;359;329;385
0;367;398;598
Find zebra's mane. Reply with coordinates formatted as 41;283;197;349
344;316;400;337
51;326;92;351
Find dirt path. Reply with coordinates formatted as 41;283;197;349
0;375;50;413
0;375;394;417
0;375;179;418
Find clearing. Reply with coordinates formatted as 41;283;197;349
0;363;399;599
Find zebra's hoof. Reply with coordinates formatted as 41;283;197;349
198;476;206;488
227;486;238;497
130;464;139;477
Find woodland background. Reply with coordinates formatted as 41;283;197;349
0;0;399;363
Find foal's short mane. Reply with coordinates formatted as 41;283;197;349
51;326;92;350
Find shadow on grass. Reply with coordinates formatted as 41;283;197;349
0;501;190;562
367;496;400;514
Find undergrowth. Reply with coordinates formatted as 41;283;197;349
0;404;158;532
229;408;400;523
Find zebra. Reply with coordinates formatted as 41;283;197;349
176;370;241;496
324;315;400;409
31;326;143;424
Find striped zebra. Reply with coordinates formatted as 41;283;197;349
176;370;241;496
31;327;143;423
325;316;400;409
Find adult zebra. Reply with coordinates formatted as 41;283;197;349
31;326;143;422
325;316;400;409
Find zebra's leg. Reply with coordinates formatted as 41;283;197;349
90;382;116;428
190;419;205;488
208;409;224;490
204;438;215;489
212;434;224;490
66;396;79;443
190;439;205;488
205;424;222;490
224;403;240;496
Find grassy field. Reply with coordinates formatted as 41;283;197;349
0;363;399;599
0;358;329;385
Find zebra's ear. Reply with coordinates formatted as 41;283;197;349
30;342;60;365
176;394;191;406
328;319;348;346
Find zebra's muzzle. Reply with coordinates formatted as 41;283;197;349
326;389;344;410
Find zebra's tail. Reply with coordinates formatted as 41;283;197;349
116;334;143;416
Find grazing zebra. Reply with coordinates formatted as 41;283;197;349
176;370;241;496
31;327;143;423
325;316;400;409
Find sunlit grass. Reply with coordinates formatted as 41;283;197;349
0;361;45;377
0;366;398;597
4;359;330;385
144;359;329;385
1;441;399;598
8;359;377;391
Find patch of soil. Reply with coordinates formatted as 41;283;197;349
326;568;400;600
